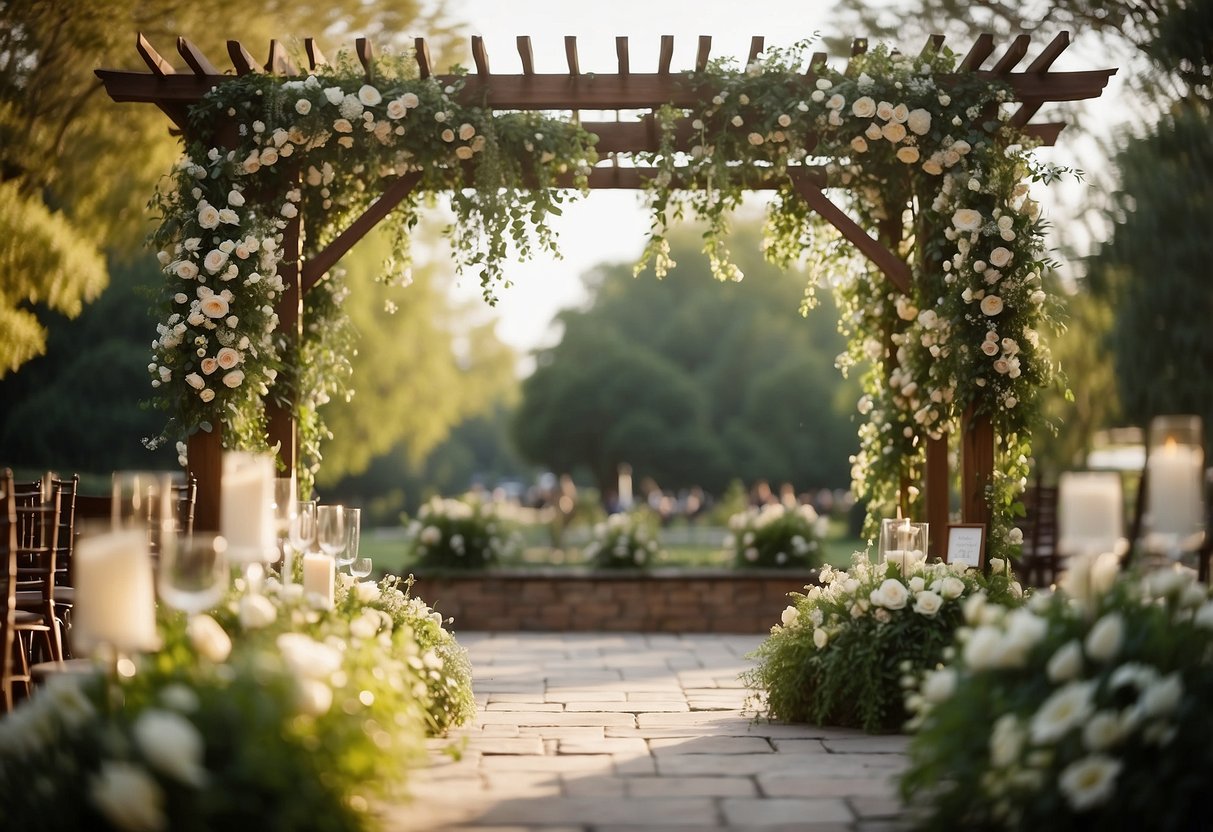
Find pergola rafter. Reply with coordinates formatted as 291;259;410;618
97;32;1115;544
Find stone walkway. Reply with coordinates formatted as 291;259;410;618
382;633;911;831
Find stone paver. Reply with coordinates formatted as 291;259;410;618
380;633;911;831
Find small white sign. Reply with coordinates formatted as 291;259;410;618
947;524;985;570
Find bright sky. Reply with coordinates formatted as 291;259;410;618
437;0;834;361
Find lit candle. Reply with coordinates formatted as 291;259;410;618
221;453;275;563
73;530;160;654
1058;472;1123;557
1147;438;1205;551
302;552;335;609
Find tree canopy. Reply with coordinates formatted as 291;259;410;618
513;222;860;499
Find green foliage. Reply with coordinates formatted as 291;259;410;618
403;496;522;570
582;511;662;569
743;554;1022;732
903;556;1213;830
724;502;827;569
514;223;859;498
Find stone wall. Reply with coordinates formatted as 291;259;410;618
410;570;818;633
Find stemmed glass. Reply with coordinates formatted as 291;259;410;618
339;507;361;573
317;505;346;565
273;478;297;583
158;534;229;616
289;500;318;574
350;557;373;579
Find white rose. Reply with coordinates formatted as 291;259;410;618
400;92;420;109
913;590;943;616
939;576;965;600
980;295;1005;316
813;627;829;649
323;86;344;105
781;606;799;628
881;122;907;143
907;108;931;135
197;203;220;229
909;576;925;593
174;260;199;280
215;348;240;370
952;208;982;232
333;118;353;133
199;388;215;402
200;295;229;319
133;709;208;787
1047;639;1083;683
891;102;909;123
1141;674;1183;717
826;93;845;110
217;208;238;225
221;370;245;389
186;614;231;662
90;762;167;832
238;593;277;629
355;581;380;603
921;667;956;703
358;84;382;106
876;101;894;120
895;146;920;164
871;578;909;610
1084;613;1124;662
864;121;883;140
294;98;312;115
458;122;476;141
184;373;204;390
989;247;1013;268
386;99;407;119
981;340;1000;357
1083;711;1124;751
199;357;218;376
455;146;474;160
259;147;278;166
203;250;227;274
851;96;876;118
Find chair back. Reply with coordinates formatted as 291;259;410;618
1;469;19;712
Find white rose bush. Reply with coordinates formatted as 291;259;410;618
743;554;1022;732
724;502;827;569
582;511;662;569
403;496;522;570
902;554;1213;830
0;567;475;831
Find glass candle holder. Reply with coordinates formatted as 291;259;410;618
878;518;929;575
1057;471;1124;558
1145;415;1206;557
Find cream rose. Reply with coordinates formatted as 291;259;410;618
813;627;829;649
358;84;382;106
939;576;966;599
1084;613;1124;662
458;122;476;141
174;260;199;280
921;159;943;175
864;121;883;140
876;100;894;120
332;118;353;133
215;347;241;370
891;103;909;123
914;590;943;616
197;203;220;229
826;93;845;110
185;373;204;390
221;370;245;389
980;295;1005;316
881;122;907;143
981;340;1000;357
850;136;868;153
781;606;799;628
895;146;920;164
386;99;407;119
200;357;218;375
871;578;909;610
441;128;455;142
200;295;229;319
454;146;474;160
294;98;312;115
400;92;420;109
199;388;215;402
239;593;277;629
851;96;876;118
203;250;227;274
989;246;1013;268
907;108;931;135
952;208;982;232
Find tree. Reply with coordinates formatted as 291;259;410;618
0;0;458;376
513;222;860;499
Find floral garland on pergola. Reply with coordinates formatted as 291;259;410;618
145;42;1071;555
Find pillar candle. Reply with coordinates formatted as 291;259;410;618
1058;472;1123;557
302;552;335;609
1147;440;1205;550
221;452;275;563
73;530;160;654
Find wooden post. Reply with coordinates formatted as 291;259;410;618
187;429;223;532
267;195;303;480
961;408;995;526
925;433;950;558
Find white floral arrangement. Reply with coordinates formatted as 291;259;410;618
404;495;521;570
582;511;662;569
724;502;827;568
902;553;1213;829
0;569;474;830
743;553;1023;732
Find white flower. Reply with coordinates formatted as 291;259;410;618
239;593;277;629
851;96;876;118
980;295;1004;316
174;260;199;280
215;347;241;369
907;108;931;135
826;93;845;110
199;388;215;403
133;710;207;787
358;84;382;106
419;525;441;545
952;208;982;232
294;98;312;115
1031;681;1096;744
989;713;1023;767
333;118;353;133
990;557;1006;574
780;606;799;628
197;203;220;229
1059;755;1122;811
296;678;333;715
864;122;883;140
90;762;166;831
400;92;420;109
881;122;907;143
458;122;476;141
748;132;765;146
989;247;1013;268
203;250;227;273
277;632;342;680
185;373;204;390
850;136;868;153
186;614;230;662
199;295;229;319
1141;673;1183;717
217;208;238;225
939;576;965;600
921;667;956;703
813;627;829;649
913;590;943;617
891;102;909;123
1047;639;1083;682
1084;613;1124;662
355;581;380;603
221;370;244;388
896;146;920;164
981;341;1000;357
1083;710;1123;751
870;578;909;610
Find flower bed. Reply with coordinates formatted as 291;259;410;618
724;502;827;568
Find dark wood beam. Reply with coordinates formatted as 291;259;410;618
695;36;712;73
1010;32;1072;128
747;36;765;66
920;34;945;56
471;35;490;76
356;37;374;79
959;33;995;71
301;171;423;293
961;409;995;527
991;34;1031;75
658;35;674;74
266;40;298;76
616;36;629;75
178;37;219;75
565;36;580;76
305;38;328;70
136;33;175;75
227;40;260;75
517;36;535;75
788;172;911;293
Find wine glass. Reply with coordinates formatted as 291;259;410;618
290;500;317;556
317;505;346;563
350;557;373;579
339;508;361;573
158;534;229;616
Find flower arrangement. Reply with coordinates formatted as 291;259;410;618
0;566;475;831
902;554;1213;830
145;51;598;493
636;40;1075;558
724;502;826;568
581;511;662;569
404;496;521;570
743;554;1022;732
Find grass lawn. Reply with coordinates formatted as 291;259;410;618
361;518;866;575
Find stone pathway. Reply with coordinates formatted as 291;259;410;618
381;633;911;831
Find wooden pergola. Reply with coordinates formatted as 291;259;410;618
97;32;1115;555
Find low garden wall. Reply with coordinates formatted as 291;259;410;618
410;569;818;633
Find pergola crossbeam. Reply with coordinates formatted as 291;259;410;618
471;35;490;76
178;37;220;75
